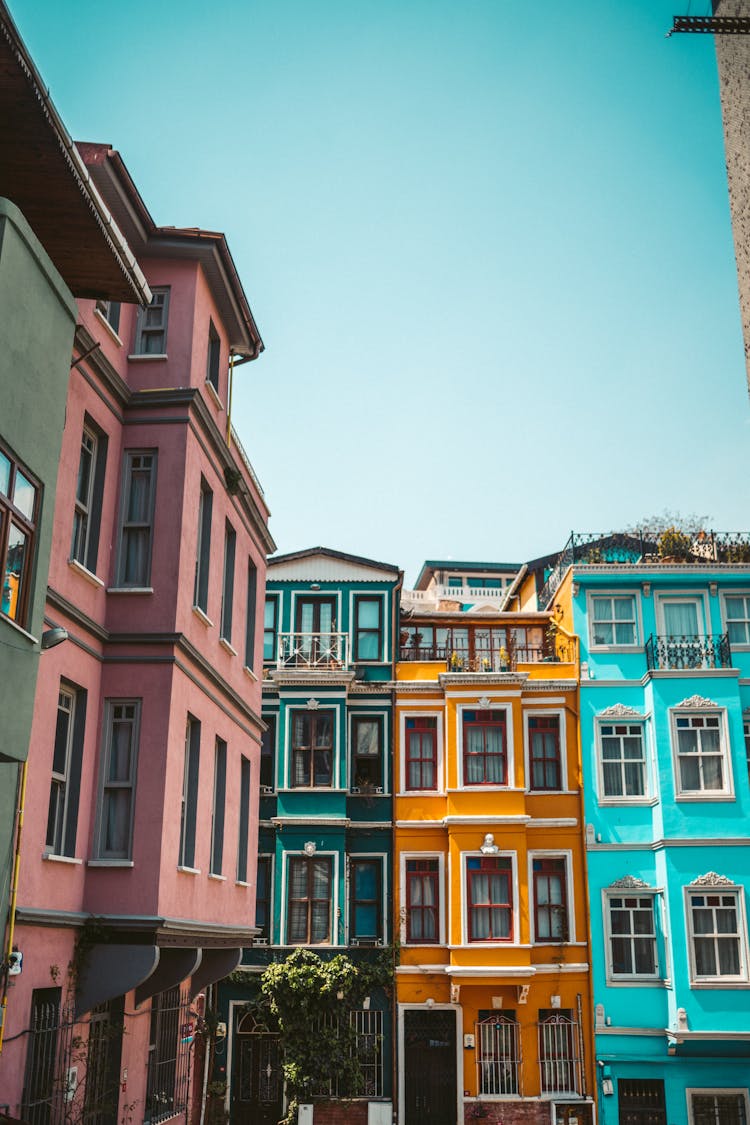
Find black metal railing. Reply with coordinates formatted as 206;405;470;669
538;530;750;608
644;633;732;672
399;633;576;669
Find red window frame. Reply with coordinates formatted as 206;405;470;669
405;717;437;791
467;855;513;942
406;858;440;944
463;710;507;786
528;715;562;791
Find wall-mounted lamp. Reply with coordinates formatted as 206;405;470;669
41;627;68;651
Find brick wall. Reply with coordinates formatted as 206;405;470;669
311;1100;370;1125
464;1102;553;1125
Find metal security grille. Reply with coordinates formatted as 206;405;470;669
537;1011;580;1095
691;1094;748;1125
20;988;75;1125
84;997;125;1125
312;1009;384;1097
618;1079;666;1125
476;1013;520;1095
144;985;192;1124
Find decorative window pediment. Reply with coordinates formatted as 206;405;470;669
599;703;643;719
689;871;736;888
675;695;718;710
609;874;651;890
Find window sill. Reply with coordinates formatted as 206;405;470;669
243;665;258;682
0;614;38;644
87;859;134;867
68;558;105;588
127;353;168;362
107;586;154;595
606;977;669;988
208;873;226;881
177;865;201;875
43;853;82;865
93;306;124;346
204;380;224;409
675;793;735;802
219;637;237;656
192;605;214;627
598;797;658;807
235;880;250;888
689;979;750;989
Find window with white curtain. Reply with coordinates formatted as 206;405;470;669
467;855;513;942
598;721;647;800
672;711;731;796
686;887;748;982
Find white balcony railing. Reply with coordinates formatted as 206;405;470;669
401;585;508;608
276;631;349;670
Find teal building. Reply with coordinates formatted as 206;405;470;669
220;547;401;1125
544;532;750;1125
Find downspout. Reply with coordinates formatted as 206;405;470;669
0;759;28;1053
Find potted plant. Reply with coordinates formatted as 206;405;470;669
498;646;509;671
657;526;693;561
450;651;463;671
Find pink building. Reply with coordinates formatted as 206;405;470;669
0;146;274;1124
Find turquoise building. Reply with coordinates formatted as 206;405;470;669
220;547;401;1125
543;533;750;1125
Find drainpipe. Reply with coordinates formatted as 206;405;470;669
0;759;28;1053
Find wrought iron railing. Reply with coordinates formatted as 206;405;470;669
399;633;577;669
477;1015;521;1096
144;984;191;1125
644;633;732;672
277;631;349;669
538;530;750;608
538;1014;581;1095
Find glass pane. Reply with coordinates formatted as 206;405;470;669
13;470;35;519
357;600;379;627
613;598;633;621
357;632;379;659
103;791;131;854
0;452;9;497
109;721;133;781
356;721;379;756
3;524;27;620
663;601;699;636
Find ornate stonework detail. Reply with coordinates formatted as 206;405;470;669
306;697;320;710
675;695;718;710
609;875;650;889
689;872;735;888
599;703;642;718
477;695;492;709
480;833;499;855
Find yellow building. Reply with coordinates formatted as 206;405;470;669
394;582;594;1125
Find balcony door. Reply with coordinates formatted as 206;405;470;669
658;597;706;669
295;597;337;664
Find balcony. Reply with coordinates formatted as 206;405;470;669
645;633;732;672
276;631;349;670
401;584;508;610
399;634;577;670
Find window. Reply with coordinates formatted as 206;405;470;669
538;1009;579;1094
689;1091;749;1125
687;887;747;980
467;855;513;942
674;712;729;795
405;716;437;791
287;855;333;944
467;577;502;589
618;1080;666;1125
0;441;39;626
96;298;121;335
237;756;251;882
256;856;272;939
193;479;212;612
725;595;750;645
350;858;382;942
599;722;647;799
295;596;337;663
533;857;568;942
528;714;562;790
477;1010;520;1095
206;319;220;393
351;715;383;789
260;715;276;790
71;421;107;573
291;710;333;788
405;858;439;944
263;596;278;662
590;594;637;646
220;521;236;643
21;987;62;1125
354;595;382;661
85;996;125;1125
245;560;258;669
134;287;170;354
607;893;658;978
463;709;507;785
179;717;201;868
45;684;87;858
745;718;750;781
96;701;140;859
351;1009;383;1097
145;985;191;1124
210;738;226;876
116;451;156;587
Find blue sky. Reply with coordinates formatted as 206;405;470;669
11;0;749;583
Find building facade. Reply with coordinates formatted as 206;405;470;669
0;145;273;1124
394;568;594;1125
544;531;750;1125
219;548;401;1125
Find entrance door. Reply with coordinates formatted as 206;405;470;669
231;1012;283;1125
618;1078;667;1125
403;1009;457;1125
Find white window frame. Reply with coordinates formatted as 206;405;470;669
671;709;734;800
46;687;76;856
722;591;750;649
595;715;652;804
686;1089;750;1125
347;851;388;946
399;851;446;946
528;850;575;944
524;708;567;792
654;591;709;638
399;709;444;794
587;590;640;649
461;849;519;947
71;426;97;569
603;887;661;983
280;849;339;947
457;702;514;790
95;699;141;860
685;884;749;984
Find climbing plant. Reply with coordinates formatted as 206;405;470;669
260;946;395;1125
